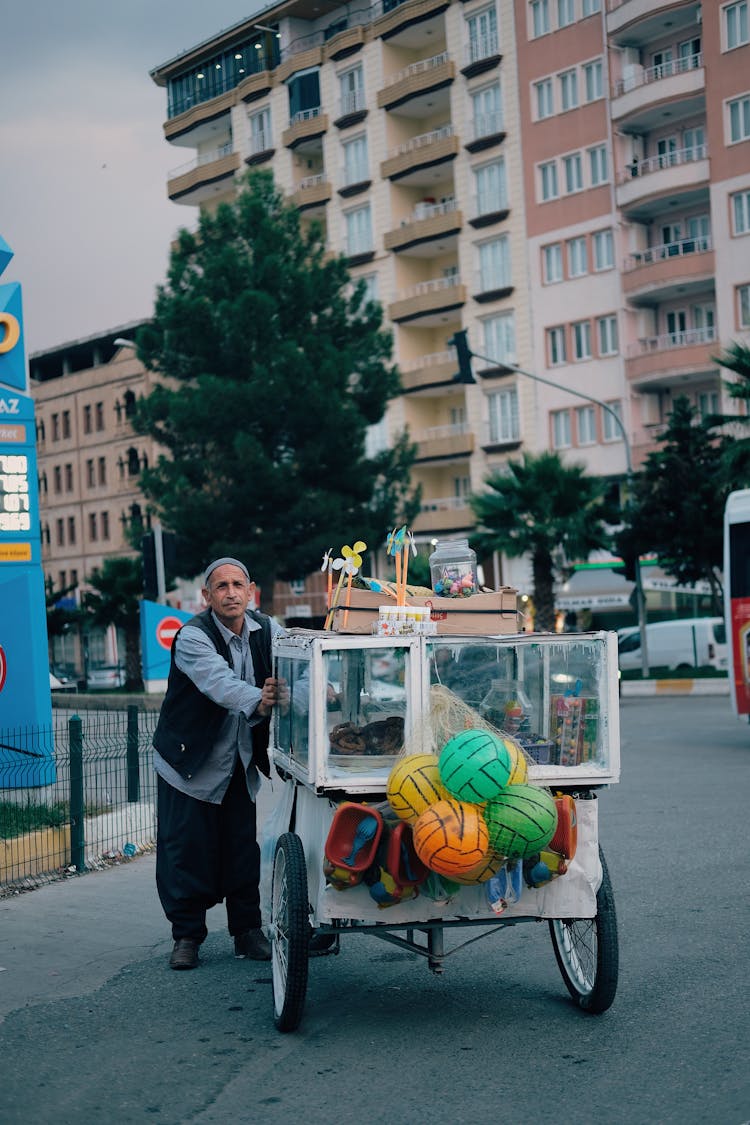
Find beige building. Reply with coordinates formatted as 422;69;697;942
149;1;750;580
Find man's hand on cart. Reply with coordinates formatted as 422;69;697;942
258;676;289;717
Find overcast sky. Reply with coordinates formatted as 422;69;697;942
0;1;263;355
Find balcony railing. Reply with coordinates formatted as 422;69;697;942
383;51;449;87
624;236;713;271
386;124;454;161
290;106;322;126
399;275;461;300
168;142;233;179
297;173;327;191
419;496;471;512
341;163;370;188
412;198;457;221
465;33;499;65
420;422;472;442
339;89;366;117
402;349;456;373
470;111;504;141
614;52;703;96
250;132;271;156
621;144;707;182
627;326;716;358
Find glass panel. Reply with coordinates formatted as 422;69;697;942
276;654;311;771
325;646;408;776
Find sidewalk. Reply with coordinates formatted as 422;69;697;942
621;677;729;697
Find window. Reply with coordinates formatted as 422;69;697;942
567;236;588;276
250;107;271;154
472;82;503;139
86;459;95;487
478;235;511;292
95;402;104;431
98;456;107;485
62;410;71;439
593;228;614;270
576;406;597;445
558;0;575;26
467;6;499;62
563;152;583;193
582;0;601;15
602;400;623;443
483;311;517;365
547;325;567;365
56;518;64;546
64;463;73;492
540;160;559;201
101;511;110;541
697;391;720;419
359;273;379;305
52;414;60;441
589;144;608;186
683;126;705;160
339;64;364;116
552;409;572;449
732;190;750;234
597;314;619;355
573;320;592;360
83;404;92;434
342;134;368;186
726;2;749;50
67;516;76;545
58;571;66;590
729;95;750;143
488;388;520;443
583;59;603;102
531;0;550;37
559;69;578;111
740;283;750;328
53;465;62;494
89;513;98;542
543;242;563;283
474;158;508;215
345;204;372;256
534;78;554;120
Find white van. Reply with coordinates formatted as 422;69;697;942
617;617;728;673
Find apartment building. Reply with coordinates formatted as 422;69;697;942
149;0;750;592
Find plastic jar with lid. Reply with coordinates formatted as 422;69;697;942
429;538;478;597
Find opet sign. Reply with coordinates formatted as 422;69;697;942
0;310;21;355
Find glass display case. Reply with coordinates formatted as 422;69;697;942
272;630;620;791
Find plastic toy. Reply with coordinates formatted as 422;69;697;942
438;728;514;803
412;797;490;878
387;753;449;824
483;784;558;860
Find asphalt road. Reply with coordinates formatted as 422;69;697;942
1;696;748;1125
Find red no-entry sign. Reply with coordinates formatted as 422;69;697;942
0;644;6;693
156;616;183;650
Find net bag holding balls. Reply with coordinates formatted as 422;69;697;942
439;728;515;803
412;798;490;879
387;754;449;824
483;784;558;861
449;848;506;886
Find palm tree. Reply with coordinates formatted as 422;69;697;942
711;342;750;488
82;557;144;690
470;451;614;630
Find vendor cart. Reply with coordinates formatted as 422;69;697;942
264;630;620;1031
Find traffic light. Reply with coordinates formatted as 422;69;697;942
447;329;475;384
141;529;179;600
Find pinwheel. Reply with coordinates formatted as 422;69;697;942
321;547;334;611
324;541;367;629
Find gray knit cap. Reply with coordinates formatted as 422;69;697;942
203;557;251;585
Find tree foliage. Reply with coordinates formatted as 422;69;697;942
470;452;614;630
82;557;144;690
710;342;750;488
132;170;417;589
614;396;727;612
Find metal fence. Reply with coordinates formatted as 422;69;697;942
0;703;159;895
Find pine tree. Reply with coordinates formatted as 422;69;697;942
82;558;144;690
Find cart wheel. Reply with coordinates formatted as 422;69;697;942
548;846;618;1014
270;832;310;1032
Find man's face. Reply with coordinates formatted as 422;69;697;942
203;564;254;632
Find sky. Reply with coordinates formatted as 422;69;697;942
0;1;265;355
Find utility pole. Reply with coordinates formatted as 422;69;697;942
449;330;650;675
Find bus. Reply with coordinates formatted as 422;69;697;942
724;489;750;719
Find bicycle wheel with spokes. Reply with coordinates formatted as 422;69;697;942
270;832;310;1032
549;846;618;1014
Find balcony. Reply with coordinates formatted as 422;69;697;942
616;145;709;219
611;55;704;134
412;497;473;534
282;108;328;150
414;422;475;462
384;200;462;254
237;69;273;105
377;53;455;112
333;89;368;130
164;88;234;144
625;327;719;391
606;0;702;47
167;145;239;203
623;238;715;305
323;24;366;62
292;174;332;212
276;44;323;84
244;132;275;166
388;275;466;323
400;350;458;393
380;126;459;182
374;0;451;43
473;269;513;304
460;33;502;79
464;110;506;154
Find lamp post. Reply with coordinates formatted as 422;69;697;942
448;330;650;675
113;338;167;605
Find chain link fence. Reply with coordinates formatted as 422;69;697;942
1;702;159;896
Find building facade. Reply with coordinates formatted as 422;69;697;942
149;0;750;596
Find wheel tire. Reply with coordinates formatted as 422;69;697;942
549;846;619;1014
270;832;310;1032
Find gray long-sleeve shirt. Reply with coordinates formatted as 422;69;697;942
153;610;284;804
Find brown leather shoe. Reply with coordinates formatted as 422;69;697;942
169;939;200;970
234;928;271;960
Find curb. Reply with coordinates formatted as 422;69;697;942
621;678;729;697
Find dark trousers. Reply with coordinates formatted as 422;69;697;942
156;759;261;943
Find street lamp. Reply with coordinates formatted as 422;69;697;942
112;337;167;605
448;329;650;675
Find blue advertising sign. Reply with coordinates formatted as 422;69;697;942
0;235;54;786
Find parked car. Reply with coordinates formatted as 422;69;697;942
50;670;77;692
86;665;126;690
617;617;727;673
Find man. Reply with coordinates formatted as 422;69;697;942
153;557;283;970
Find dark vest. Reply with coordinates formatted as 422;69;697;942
153;608;272;782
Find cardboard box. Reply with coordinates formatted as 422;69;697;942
332;588;520;636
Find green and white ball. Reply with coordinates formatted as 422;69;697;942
483;784;558;860
439;728;514;804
